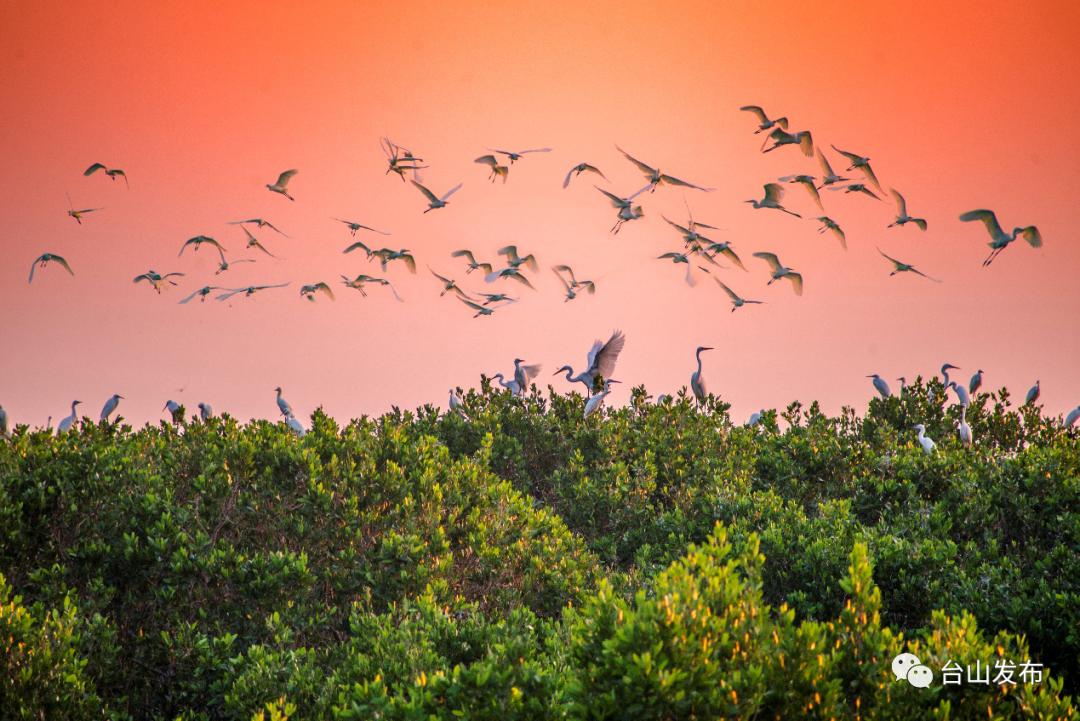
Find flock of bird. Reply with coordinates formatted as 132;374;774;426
10;105;1069;442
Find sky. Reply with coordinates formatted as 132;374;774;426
2;0;1079;427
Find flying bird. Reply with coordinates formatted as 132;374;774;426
713;279;763;312
887;189;928;230
300;282;335;302
596;184;650;233
84;163;128;187
657;252;703;287
239;226;278;258
958;209;1042;266
179;235;225;256
333;218;390;236
497;245;538;272
553;329;626;393
830;145;882;191
762;128;814;156
381;136;426;182
178;286;224;304
816;217;847;250
66;202;103;224
341;274;403;302
374;248;417;273
552;265;596;301
229;218;289;236
450;249;493;276
484;267;535;289
745;184;801;217
778;174;823;209
99;394;123;422
478;292;516;306
28;253;74;283
877;247;941;282
488;147;552;163
458;297;497;317
133;270;184;293
753;252;803;295
266;170;298;201
214;247;255;274
739;105;789;134
815;149;850;188
474;155;509;183
562;162;607;188
412;180;463;212
215;282;291;301
616;145;714;192
700;241;746;271
429;268;474;299
828;183;881;201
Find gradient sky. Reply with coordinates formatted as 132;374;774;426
3;0;1079;427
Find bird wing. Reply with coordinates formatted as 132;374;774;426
344;240;372;255
476;262;492;275
28;257;40;283
521;363;543;381
215;288;244;300
162;272;185;280
402;254;417;273
316;282;335;299
581;281;596;294
719;246;746;270
562;167;575;189
831;225;847;250
785;272;804;295
627;183;653;201
910;267;942;283
84;162;107;176
1019;226;1042;248
830;144;862;163
763;183;784;203
411;180;438;202
660;174;714;191
451;249;476;262
595;186;624;206
859;163;882;191
582;164;606;180
429;267;452;284
739;105;768;122
958;209;1004;239
889;188;907;216
816;149;835;176
662;215;692;234
714;278;739;302
876;246;902;267
179;287;209;304
509;272;535;289
589;330;626;378
553;270;571;292
615;146;657;176
497;245;520;260
753;251;781;272
858;185;882;201
521;148;552;154
658;252;682;261
458;297;487;312
800;179;823;208
275;169;298;187
520;253;538;271
475;155;498;168
440;183;464;201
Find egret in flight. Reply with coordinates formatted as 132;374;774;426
1025;380;1041;405
229;218;289;236
969;369;984;394
474;155;509;183
616;145;714;192
28;253;74;283
562;162;607;188
134;270;185;293
553;329;626;393
584;379;620;418
198;402;213;421
596;184;650;233
513;359;543;395
333;218;390;236
816;149;850;188
958;209;1042;266
762;128;814;157
450;249;493;276
753;252;804;295
67;193;103;224
58;401;81;433
179;235;225;256
343;239;374;259
868;374;891;398
429;268;474;299
178;286;224;304
745;183;801;217
374;248;417;274
690;346;714;404
266;170;298;201
914;424;936;454
657;252;702;287
816;217;847;250
497;245;539;272
485;267;536;289
163;400;183;424
381;136;426;182
739;105;788;134
214;247;256;275
778;174;823;209
84;163;128;187
829;183;881;201
713;278;763;312
887;189;928;230
699;241;746;271
341;274;403;302
877;248;940;282
215;283;290;301
300;282;335;302
412;180;463;212
488;147;552;164
830;145;882;191
478;292;516;305
99;394;123;422
552;265;596;301
240;226;278;258
458;297;497;317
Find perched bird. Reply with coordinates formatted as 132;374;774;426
762;128;814;156
300;282;335;302
1025;380;1041;405
428;268;473;299
488;147;552;163
0;404;6;437
333;218;390;236
451;249;493;276
99;394;123;422
513;358;543;395
1064;406;1080;428
163;400;183;424
374;248;417;274
178;286;224;304
745;183;801;217
959;209;1042;266
816;217;847;250
552;265;596;301
474;155;509;183
274;387;294;418
458;297;497;317
887;189;928;230
829;183;881;201
341;274;403;302
616;145;713;192
969;369;984;395
229;218;289;236
133;269;185;293
215;283;290;301
753;252;804;295
84;162;128;187
657;252;702;287
949;381;970;408
28;253;75;283
240;226;278;258
940;364;960;389
957;415;973;447
914;423;936;454
897;377;907;392
816;149;850;188
266;170;298;201
739;105;788;134
198;402;213;421
747;410;764;427
214;247;255;275
285;415;306;436
584;379;620;418
778;174;823;209
868;374;891;399
179;235;224;256
492;373;521;395
448;388;464;415
58;400;82;433
553;330;626;393
830;145;882;191
877;248;941;282
595;184;650;233
713;278;763;312
690;346;714;404
412;180;463;212
562;162;607;188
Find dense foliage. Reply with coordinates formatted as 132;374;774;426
0;379;1077;719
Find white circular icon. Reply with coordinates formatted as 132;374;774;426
892;652;921;681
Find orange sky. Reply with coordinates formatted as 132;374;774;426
3;0;1079;427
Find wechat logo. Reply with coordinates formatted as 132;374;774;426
893;652;933;688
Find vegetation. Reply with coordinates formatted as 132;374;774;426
1;378;1077;719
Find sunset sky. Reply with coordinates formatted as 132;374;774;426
3;0;1079;427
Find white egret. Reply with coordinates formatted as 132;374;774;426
215;283;290;301
474;155;509;183
1064;406;1080;428
179;235;225;256
914;424;936;454
479;292;516;305
553;330;626;393
513;359;542;395
552;265;596;301
333;218;389;236
663;212;720;248
615;145;714;192
657;252;702;287
939;365;960;396
488;147;552;163
957;415;973;447
595;184;649;234
274;387;293;418
229;218;289;236
449;389;464;414
198;403;213;421
745;183;801;217
778;174;823;209
341;274;403;302
178;286;224;304
762;128;814;157
828;183;881;201
134;270;185;293
969;369;984;395
887;189;928;231
584;380;620;418
240;226;278;258
412;180;463;212
690;346;713;404
375;247;417;274
285;415;306;436
458;297;496;317
450;249;493;276
498;245;538;272
343;239;374;258
700;241;746;271
84;162;128;187
300;282;335;302
99;394;123;422
739;105;788;134
58;400;81;433
713;278;763;312
830;145;883;191
28;253;75;283
1025;380;1040;405
266;169;298;201
877;248;941;282
815;149;850;187
752;252;804;295
959;209;1042;266
215;247;256;275
484;267;535;289
67;196;103;224
816;216;847;250
747;410;763;427
563;162;607;188
492;373;521;395
949;381;970;408
429;268;474;299
868;374;891;398
163;400;183;424
381;136;426;181
0;404;8;437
